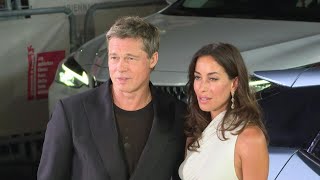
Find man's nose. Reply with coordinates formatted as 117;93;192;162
117;59;128;72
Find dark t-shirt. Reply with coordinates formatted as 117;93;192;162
114;101;154;176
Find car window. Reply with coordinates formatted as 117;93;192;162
308;131;320;160
163;0;320;22
254;63;320;149
183;0;224;8
258;83;320;149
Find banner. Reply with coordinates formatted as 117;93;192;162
0;13;69;136
27;46;65;100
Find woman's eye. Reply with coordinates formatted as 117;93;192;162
194;76;200;80
209;78;218;81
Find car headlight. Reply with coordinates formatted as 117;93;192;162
249;78;271;92
56;56;90;88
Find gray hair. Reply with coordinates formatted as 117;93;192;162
106;16;160;58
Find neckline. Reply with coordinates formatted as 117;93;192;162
203;110;226;134
114;100;153;113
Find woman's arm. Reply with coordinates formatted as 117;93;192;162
235;126;269;180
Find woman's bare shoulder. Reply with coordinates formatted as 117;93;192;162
236;125;268;156
235;126;269;179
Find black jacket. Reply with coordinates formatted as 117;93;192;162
38;80;186;180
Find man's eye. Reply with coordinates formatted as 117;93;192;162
128;57;135;61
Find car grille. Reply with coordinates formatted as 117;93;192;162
95;81;187;103
155;86;187;103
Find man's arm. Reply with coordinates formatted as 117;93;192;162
37;100;73;180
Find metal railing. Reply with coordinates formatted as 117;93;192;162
84;0;166;42
0;6;78;52
0;132;44;162
2;0;28;11
4;0;12;10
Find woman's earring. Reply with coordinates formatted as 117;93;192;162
231;92;235;110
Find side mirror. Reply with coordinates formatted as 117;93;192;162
166;0;177;4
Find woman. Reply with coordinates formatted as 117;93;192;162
179;43;269;180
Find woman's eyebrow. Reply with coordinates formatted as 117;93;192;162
194;71;219;75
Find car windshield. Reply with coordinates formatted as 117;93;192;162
252;63;320;148
162;0;320;22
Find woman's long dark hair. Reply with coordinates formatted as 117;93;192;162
186;42;268;151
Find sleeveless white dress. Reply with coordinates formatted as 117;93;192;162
178;111;240;180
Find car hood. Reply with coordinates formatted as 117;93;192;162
76;13;320;85
145;14;320;85
253;64;320;88
268;147;297;180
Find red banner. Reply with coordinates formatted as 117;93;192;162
27;46;65;100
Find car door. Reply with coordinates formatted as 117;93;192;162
275;149;320;179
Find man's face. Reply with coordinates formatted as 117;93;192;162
108;37;158;94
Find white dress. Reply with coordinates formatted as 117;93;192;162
178;111;240;180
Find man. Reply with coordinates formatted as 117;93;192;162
37;16;186;180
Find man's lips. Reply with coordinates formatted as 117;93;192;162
117;77;129;80
116;77;130;83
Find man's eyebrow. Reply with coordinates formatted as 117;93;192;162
108;53;139;58
126;53;139;58
108;53;117;56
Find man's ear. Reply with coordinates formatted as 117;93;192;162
149;52;158;69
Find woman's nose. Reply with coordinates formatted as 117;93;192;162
199;80;209;92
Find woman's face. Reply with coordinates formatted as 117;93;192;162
193;55;237;119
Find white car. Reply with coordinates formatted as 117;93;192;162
49;0;320;112
253;63;320;179
49;1;320;178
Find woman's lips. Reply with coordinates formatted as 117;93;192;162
198;96;211;104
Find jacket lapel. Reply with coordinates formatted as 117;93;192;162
130;85;174;180
83;81;128;180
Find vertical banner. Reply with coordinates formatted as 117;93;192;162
27;45;36;100
28;46;65;100
0;12;70;136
